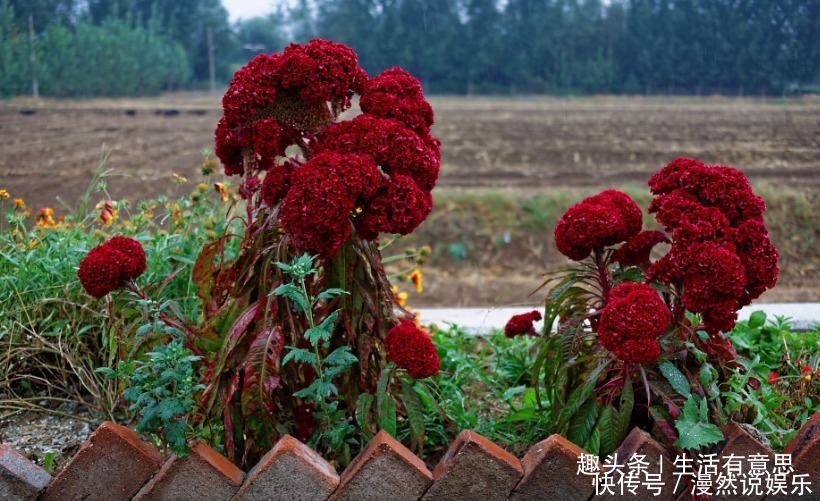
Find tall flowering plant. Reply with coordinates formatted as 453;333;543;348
196;40;441;465
510;158;779;459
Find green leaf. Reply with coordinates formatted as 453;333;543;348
305;327;331;346
748;310;767;330
356;393;375;437
507;408;537;422
377;362;395;421
315;309;341;337
673;395;725;450
318;288;348;300
282;348;317;367
380;396;397;437
659;361;691;398
555;359;612;432
401;379;425;451
597;405;620;458
618;378;634;440
272;283;310;313
163;419;188;456
568;399;600;446
324;346;358;367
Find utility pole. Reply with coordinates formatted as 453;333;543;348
28;14;39;98
207;26;216;94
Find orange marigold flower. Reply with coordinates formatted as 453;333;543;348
14;198;25;209
36;208;60;228
0;189;9;199
95;200;118;226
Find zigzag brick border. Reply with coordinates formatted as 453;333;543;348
1;413;818;501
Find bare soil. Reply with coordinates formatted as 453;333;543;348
2;94;818;307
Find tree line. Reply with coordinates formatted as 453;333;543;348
1;0;817;98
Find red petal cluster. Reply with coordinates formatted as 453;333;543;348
280;152;382;258
598;283;670;364
78;237;146;298
612;230;669;268
554;190;642;261
215;40;366;177
385;318;440;379
216;40;440;258
360;67;434;136
504;311;543;338
647;158;779;333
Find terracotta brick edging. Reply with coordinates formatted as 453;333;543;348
1;414;819;501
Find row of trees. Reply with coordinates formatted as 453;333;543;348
302;0;819;95
1;0;818;97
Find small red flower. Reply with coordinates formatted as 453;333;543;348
385;318;440;379
802;366;813;374
504;311;543;338
768;372;779;385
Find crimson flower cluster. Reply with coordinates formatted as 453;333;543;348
598;283;671;364
646;158;779;333
554;190;642;261
385;319;440;379
505;311;543;338
78;236;146;298
215;40;440;259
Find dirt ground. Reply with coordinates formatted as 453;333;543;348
1;94;818;307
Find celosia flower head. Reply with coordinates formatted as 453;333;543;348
78;237;146;298
598;282;670;364
216;40;439;259
554;190;642;261
505;311;543;338
385;318;440;379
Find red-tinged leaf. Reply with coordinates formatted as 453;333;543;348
241;327;285;419
223;372;241;461
193;239;224;306
223;301;261;362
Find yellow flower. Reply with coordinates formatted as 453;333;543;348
391;286;408;307
14;198;25;209
0;189;9;199
173;172;188;184
409;269;423;293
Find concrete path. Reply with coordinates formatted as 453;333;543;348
416;303;820;333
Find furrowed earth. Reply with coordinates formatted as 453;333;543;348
2;94;818;308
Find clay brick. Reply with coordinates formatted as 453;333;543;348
422;430;522;501
0;443;51;500
711;422;774;501
782;411;820;457
134;442;243;500
41;421;162;501
330;430;432;501
232;434;339;501
510;434;596;501
594;427;681;500
765;412;820;501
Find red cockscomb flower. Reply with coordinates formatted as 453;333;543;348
78;237;146;298
648;157;708;195
260;163;294;208
598;282;670;364
554;190;642;261
105;236;147;281
355;175;433;240
385;318;440;379
612;230;669;268
504;311;543;338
